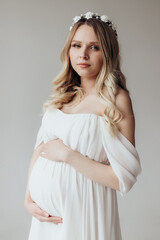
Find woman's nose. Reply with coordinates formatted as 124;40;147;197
79;47;89;59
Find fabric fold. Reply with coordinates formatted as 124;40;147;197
99;117;142;196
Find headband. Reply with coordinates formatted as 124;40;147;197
69;11;118;37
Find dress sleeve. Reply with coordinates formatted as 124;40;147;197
33;112;46;151
100;118;142;197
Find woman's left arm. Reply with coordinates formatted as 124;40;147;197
66;148;120;191
40;139;119;191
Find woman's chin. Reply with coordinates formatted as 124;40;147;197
76;71;96;79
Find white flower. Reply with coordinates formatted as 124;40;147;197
85;12;94;19
100;15;108;22
73;16;81;23
112;23;117;31
69;12;118;37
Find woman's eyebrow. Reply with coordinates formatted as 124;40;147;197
71;40;99;44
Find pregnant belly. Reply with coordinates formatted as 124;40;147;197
29;156;74;217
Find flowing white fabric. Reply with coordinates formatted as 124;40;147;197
28;108;141;240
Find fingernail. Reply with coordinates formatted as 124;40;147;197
44;213;49;217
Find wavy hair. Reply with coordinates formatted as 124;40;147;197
43;18;129;137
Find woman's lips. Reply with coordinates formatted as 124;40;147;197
77;63;90;68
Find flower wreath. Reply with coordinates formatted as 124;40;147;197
69;11;118;37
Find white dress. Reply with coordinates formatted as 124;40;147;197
28;108;141;240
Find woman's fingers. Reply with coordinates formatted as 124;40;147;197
32;203;63;224
33;203;49;217
25;200;63;224
34;214;63;224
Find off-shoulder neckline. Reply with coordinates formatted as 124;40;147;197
48;108;137;149
56;108;104;118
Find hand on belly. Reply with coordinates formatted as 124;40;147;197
24;192;63;224
39;138;72;162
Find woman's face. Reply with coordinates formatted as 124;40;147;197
69;25;103;80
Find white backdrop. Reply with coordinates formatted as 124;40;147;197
0;0;160;239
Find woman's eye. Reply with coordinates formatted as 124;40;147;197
72;44;80;48
90;45;100;50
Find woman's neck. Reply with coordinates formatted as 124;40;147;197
80;78;96;95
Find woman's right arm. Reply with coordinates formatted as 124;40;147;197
24;142;63;224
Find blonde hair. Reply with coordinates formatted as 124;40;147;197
43;18;129;137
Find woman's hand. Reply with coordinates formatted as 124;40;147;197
24;193;63;224
40;138;72;162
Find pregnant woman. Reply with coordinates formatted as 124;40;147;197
24;12;142;240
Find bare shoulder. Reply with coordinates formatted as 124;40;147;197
115;87;135;146
115;87;133;115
